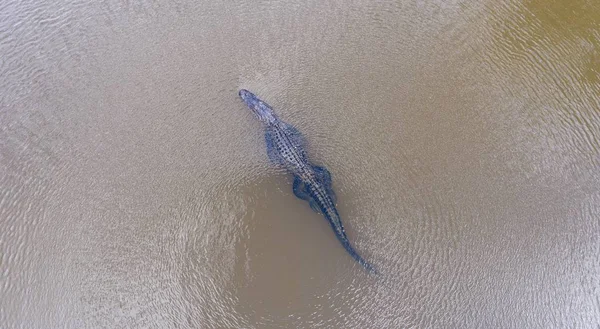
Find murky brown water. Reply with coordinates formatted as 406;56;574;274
1;0;599;328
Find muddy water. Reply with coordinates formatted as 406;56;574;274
1;0;599;328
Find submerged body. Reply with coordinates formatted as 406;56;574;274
239;89;376;273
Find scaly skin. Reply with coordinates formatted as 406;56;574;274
239;89;376;273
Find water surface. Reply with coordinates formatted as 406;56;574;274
1;0;599;328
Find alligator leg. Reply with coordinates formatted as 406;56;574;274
309;199;322;214
312;165;332;184
312;165;336;203
292;176;310;201
294;176;323;213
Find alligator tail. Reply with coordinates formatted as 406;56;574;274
326;217;378;274
338;235;378;274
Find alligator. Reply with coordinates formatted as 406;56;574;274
238;89;376;273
